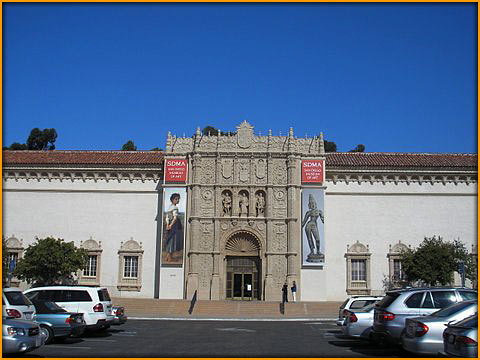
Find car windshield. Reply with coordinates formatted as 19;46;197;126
431;301;477;318
376;293;399;308
98;289;111;302
4;291;33;306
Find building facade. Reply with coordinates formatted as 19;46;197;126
3;121;477;301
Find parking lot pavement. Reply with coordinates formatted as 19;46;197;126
19;320;416;358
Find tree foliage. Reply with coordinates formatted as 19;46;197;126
400;236;475;286
201;126;236;136
2;237;8;285
4;128;58;150
150;147;163;151
13;237;88;286
349;144;366;152
121;140;137;151
26;128;58;150
324;140;337;152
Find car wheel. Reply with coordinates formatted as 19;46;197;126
40;325;54;344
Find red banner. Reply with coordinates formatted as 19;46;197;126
301;160;324;184
165;159;188;183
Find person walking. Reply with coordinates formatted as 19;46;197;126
282;282;288;303
291;281;297;302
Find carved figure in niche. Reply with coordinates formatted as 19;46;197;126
239;192;249;217
302;194;324;261
255;192;265;217
222;192;232;217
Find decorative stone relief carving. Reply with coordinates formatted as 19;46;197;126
272;190;287;218
200;222;213;251
271;255;287;288
255;190;266;217
201;159;216;184
272;159;287;184
200;188;214;217
238;160;250;183
255;159;267;184
237;120;254;149
221;159;233;180
197;254;212;289
238;190;249;217
273;223;287;252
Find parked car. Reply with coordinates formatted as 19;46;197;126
112;306;127;325
336;295;383;326
2;287;36;321
402;300;477;355
2;317;45;354
372;287;476;345
442;314;477;357
341;303;376;340
31;300;86;344
24;286;114;331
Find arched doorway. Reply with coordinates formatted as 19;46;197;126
225;231;261;300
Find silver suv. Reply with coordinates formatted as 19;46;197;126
336;295;383;326
372;287;476;345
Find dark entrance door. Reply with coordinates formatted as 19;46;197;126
226;257;260;300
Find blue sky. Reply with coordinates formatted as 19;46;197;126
3;3;477;153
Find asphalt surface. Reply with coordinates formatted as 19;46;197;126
14;319;417;358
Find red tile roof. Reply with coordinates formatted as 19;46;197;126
2;151;477;170
325;152;477;169
2;151;164;166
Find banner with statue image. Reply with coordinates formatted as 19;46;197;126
162;187;187;267
301;189;325;267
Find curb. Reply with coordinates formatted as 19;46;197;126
128;316;338;322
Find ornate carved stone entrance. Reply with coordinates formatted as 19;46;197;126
225;231;261;300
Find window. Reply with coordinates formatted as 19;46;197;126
459;291;477;301
124;256;138;278
405;292;424;308
422;292;434;308
117;238;144;291
351;260;366;281
431;291;457;308
387;241;409;287
5;236;24;287
78;238;102;286
83;255;97;277
344;241;371;295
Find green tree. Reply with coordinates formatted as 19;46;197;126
400;236;475;286
202;126;220;136
150;147;163;151
121;140;137;151
2;237;8;285
324;140;337;152
349;144;366;152
26;128;58;150
8;142;29;150
13;237;88;286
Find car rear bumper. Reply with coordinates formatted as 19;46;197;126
402;334;442;355
86;318;113;331
112;315;127;325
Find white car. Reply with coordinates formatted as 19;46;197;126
24;286;114;331
2;288;36;321
336;295;383;326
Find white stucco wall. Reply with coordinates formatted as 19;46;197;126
3;177;166;298
299;180;477;301
4;175;477;301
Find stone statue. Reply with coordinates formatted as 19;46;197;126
302;194;324;262
255;192;265;217
222;192;232;216
239;192;249;217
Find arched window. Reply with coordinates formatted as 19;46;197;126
345;241;371;295
78;238;103;286
117;238;144;291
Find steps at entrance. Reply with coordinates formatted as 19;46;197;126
112;297;341;319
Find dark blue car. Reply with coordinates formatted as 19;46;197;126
31;300;86;344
